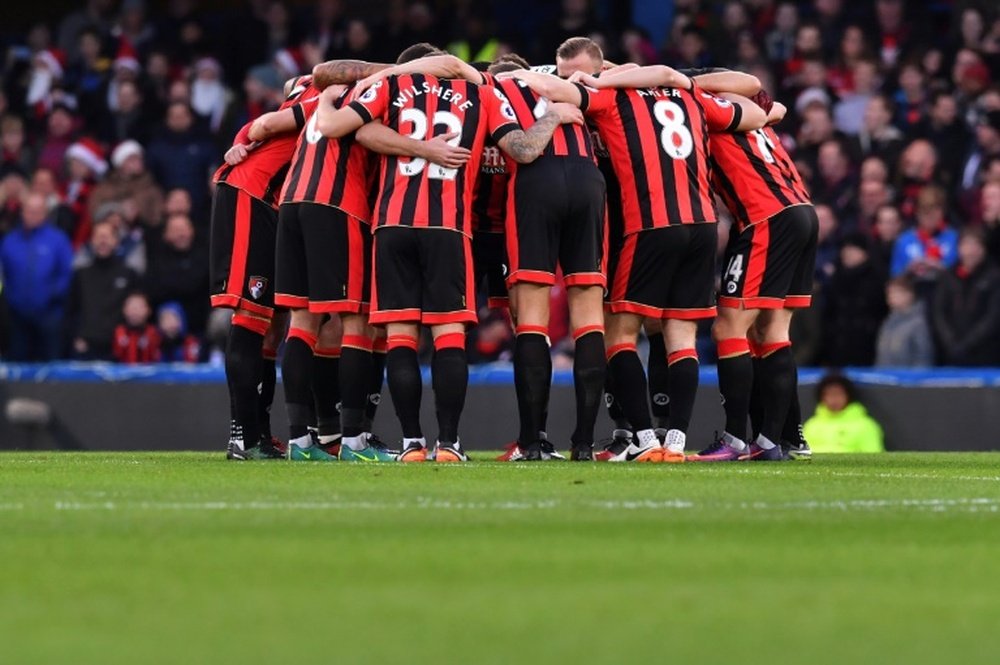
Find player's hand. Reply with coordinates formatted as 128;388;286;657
421;131;472;169
351;75;383;101
548;102;584;126
493;69;528;82
573;73;601;88
224;144;249;165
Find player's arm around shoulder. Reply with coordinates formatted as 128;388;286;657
317;83;374;139
714;92;769;132
356;122;472;169
495;69;583;106
497;104;584;164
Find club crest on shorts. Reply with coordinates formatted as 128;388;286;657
248;276;268;300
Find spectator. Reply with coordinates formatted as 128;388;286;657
76;203;146;275
163;187;196;224
157;301;202;363
875;276;934;367
1;115;37;174
29;167;75;235
101;79;150;145
813;203;840;287
895;139;938;219
803;374;885;453
35;104;77;176
0;192;73;360
764;2;799;64
63;137;108;247
65;27;111;126
871;203;904;272
961;110;1000;193
66;219;138;360
833;59;880;136
854;178;891;234
891;185;959;281
190;58;234;133
813;139;858;222
144;212;209;334
0;167;29;237
932;229;1000;366
822;232;887;366
854;94;905;168
57;0;112;60
112;291;160;363
860;155;889;185
89;140;163;228
981;181;1000;264
916;92;970;192
146;102;215;210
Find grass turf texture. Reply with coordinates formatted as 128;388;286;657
2;453;1000;664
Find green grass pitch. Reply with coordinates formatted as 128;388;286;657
2;452;1000;665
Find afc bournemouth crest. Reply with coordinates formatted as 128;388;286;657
248;276;268;300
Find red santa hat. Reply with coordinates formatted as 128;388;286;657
66;138;108;177
34;49;67;79
111;140;144;169
274;48;304;77
114;40;141;74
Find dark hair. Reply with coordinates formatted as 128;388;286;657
816;373;858;404
887;275;915;294
556;36;603;64
396;43;444;65
488;53;530;75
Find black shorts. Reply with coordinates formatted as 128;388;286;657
610;224;718;320
473;232;508;309
274;202;371;314
370;227;477;327
718;204;818;310
209;182;277;319
506;156;607;288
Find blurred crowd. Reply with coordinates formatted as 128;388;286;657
0;0;998;366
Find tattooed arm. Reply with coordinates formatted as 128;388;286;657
312;59;392;89
497;105;583;164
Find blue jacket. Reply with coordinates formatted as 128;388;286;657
890;227;959;278
0;222;74;316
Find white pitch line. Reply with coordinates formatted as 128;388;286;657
0;496;992;513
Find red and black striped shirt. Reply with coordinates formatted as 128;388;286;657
485;73;594;161
709;126;811;231
347;74;520;236
471;144;508;235
578;82;740;234
214;78;321;209
280;85;377;222
112;324;160;363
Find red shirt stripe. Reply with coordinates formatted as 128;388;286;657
709;126;812;231
347;74;520;236
579;83;737;234
214;79;321;208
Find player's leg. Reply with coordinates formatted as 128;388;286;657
339;313;377;454
746;308;796;461
365;330;387;437
662;318;700;461
421;229;478;462
643;317;670;434
210;183;278;460
567;285;607;459
369;227;425;462
313;317;343;453
599;310;662;463
690;222;761;462
561;159;609;460
260;311;286;454
282;309;323;458
510;283;552;460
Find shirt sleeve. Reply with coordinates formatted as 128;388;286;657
573;84;614;116
695;84;742;132
483;86;521;144
346;78;391;124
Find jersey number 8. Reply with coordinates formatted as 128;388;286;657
399;108;463;180
653;100;693;160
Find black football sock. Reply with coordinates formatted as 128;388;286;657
365;344;387;431
431;335;468;445
604;371;631;430
386;339;423;439
513;329;551;446
716;338;753;443
748;351;763;439
646;332;670;430
226;323;264;449
570;330;607;448
783;375;806;446
757;343;796;446
258;355;276;442
281;331;316;441
312;349;341;441
339;336;374;439
665;351;698;434
607;347;653;432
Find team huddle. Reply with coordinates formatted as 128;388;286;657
209;36;817;464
